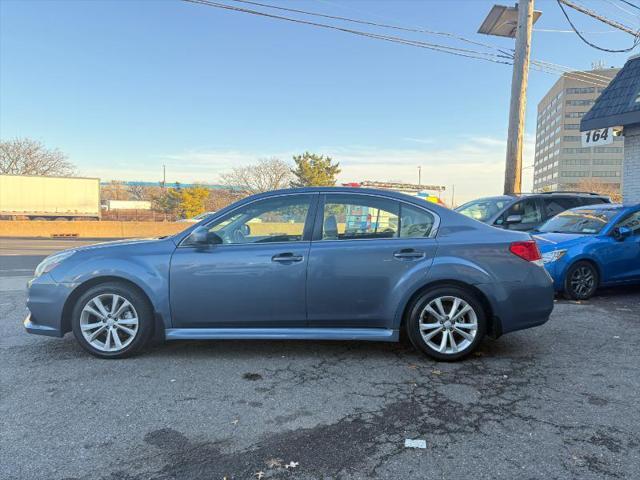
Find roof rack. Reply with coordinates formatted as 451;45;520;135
538;191;604;196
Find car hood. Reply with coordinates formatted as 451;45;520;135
533;232;590;251
71;237;171;253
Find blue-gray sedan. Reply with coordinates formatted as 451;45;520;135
25;187;554;361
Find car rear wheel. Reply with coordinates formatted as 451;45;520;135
71;282;153;359
406;286;486;361
564;261;599;300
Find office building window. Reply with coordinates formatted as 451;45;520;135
593;147;623;153
564;159;590;165
593;158;622;165
566;99;594;106
566;87;595;94
563;147;591;154
561;171;590;177
592;171;620;177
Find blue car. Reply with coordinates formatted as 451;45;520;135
25;187;554;361
535;204;640;300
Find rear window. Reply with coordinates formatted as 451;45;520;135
578;197;610;206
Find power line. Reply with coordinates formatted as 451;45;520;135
600;0;640;19
557;0;640;52
617;0;640;13
225;0;509;53
182;0;514;64
182;0;617;88
532;58;618;82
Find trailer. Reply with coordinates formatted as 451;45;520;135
0;174;101;220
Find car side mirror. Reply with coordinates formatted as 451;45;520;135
188;226;222;246
505;214;523;224
613;226;632;241
241;223;251;236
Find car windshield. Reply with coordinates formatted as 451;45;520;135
455;198;510;222
539;208;619;234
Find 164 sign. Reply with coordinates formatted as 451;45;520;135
582;127;613;147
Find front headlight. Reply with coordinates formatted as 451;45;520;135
541;249;567;264
34;250;76;278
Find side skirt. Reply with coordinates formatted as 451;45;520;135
165;327;399;342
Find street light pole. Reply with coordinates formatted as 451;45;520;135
504;0;534;195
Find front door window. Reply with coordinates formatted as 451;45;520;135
204;195;312;244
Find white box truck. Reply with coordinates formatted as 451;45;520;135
0;174;101;220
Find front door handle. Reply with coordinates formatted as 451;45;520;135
272;253;304;263
393;249;425;260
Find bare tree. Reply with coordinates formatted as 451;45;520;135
0;138;76;176
221;158;292;194
128;184;149;201
574;178;622;203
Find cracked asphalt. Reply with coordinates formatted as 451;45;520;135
1;238;639;479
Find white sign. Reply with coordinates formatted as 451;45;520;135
582;127;613;147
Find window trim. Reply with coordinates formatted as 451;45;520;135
312;192;440;242
178;192;319;248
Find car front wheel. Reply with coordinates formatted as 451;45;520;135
406;286;486;361
71;282;153;359
564;261;599;300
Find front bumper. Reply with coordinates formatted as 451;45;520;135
24;313;63;337
24;273;73;338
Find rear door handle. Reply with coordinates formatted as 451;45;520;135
272;253;304;263
393;249;425;260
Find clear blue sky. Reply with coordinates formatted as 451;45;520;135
1;0;638;202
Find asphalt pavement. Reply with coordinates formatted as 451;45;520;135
1;238;639;480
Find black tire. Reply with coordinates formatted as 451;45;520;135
564;261;599;300
406;286;486;362
71;282;154;359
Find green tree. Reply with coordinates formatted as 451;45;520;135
290;152;340;187
151;188;182;220
179;186;211;219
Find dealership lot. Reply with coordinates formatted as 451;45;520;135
1;238;639;480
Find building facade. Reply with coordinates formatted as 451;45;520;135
581;55;640;204
533;68;624;193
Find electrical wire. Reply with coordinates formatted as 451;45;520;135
557;0;640;52
182;0;514;64
617;0;640;12
225;0;509;54
182;0;619;87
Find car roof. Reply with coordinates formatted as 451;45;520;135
239;186;452;214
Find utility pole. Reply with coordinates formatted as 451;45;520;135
162;164;166;189
418;166;422;186
479;2;540;195
504;0;534;194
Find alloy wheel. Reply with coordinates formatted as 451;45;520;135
418;295;478;355
79;294;139;353
570;266;596;298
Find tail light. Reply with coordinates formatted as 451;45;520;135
509;241;543;266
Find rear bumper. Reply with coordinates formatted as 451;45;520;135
477;265;555;337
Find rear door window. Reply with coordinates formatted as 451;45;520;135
321;194;399;240
400;204;435;238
